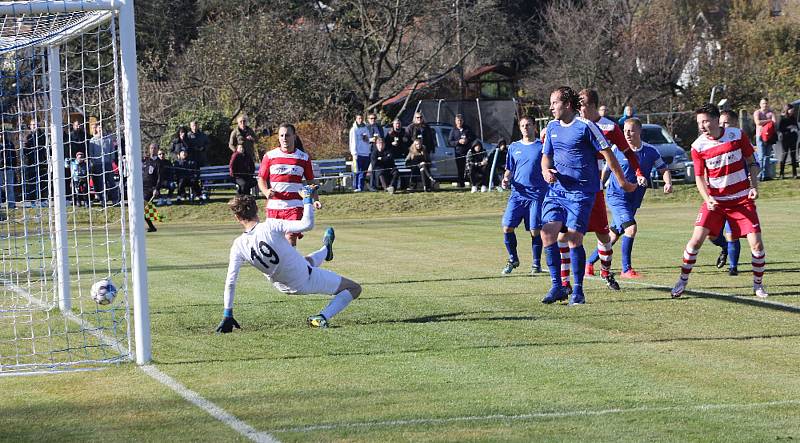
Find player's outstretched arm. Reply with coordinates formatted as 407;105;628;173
274;185;318;234
600;149;636;192
218;247;244;333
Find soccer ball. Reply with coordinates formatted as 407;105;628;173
91;278;117;305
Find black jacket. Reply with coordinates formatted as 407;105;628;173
370;148;396;172
385;128;410;158
142;155;161;190
23;129;47;166
174;158;199;180
779;115;798;151
1;135;16;168
406;124;435;154
448;125;475;155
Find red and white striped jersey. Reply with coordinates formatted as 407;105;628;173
594;116;642;178
691;127;754;201
257;147;314;210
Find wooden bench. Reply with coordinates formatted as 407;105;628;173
200;158;351;195
313;158;350;193
199;165;237;193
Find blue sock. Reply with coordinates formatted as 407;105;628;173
709;234;726;249
587;248;600;265
621;235;634;272
571;246;586;288
504;232;518;262
545;243;561;287
532;235;543;267
728;240;741;269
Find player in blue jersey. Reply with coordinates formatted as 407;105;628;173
540;87;637;305
587;118;672;278
500;116;548;275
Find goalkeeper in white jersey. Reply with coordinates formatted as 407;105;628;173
216;187;361;332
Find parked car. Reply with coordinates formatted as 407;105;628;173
640;124;691;183
386;122;496;181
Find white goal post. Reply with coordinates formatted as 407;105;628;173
0;0;150;373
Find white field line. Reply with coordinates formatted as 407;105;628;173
140;365;279;443
271;399;800;434
2;279;279;443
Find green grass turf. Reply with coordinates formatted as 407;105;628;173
2;180;800;442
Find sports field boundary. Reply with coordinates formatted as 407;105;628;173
3;279;280;443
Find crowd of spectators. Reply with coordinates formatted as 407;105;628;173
2;97;794;216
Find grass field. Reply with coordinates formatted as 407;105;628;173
2;181;800;442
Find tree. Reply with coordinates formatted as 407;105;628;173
172;8;342;128
524;0;699;114
315;0;512;112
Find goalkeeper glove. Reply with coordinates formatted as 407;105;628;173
300;184;318;204
215;312;241;333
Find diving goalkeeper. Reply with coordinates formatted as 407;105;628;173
216;187;361;332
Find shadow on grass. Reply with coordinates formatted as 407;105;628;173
664;286;800;314
158;330;800;366
148;262;230;272
364;275;524;285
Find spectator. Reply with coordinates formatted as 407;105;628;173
406;111;435;155
68;120;87;157
365;113;385;190
778;103;798;179
228;114;259;163
370;137;399;194
174;148;203;203
156;150;174;205
87;122;119;204
753;97;778;180
385;118;410;158
365;113;385;142
448;113;475;188
141;143;160;232
187;120;210;167
617;105;635;127
348;114;371;192
229;144;256;195
69;151;89;207
405;138;436;192
491;138;509;189
466;139;489;193
170;126;191;159
598;105;608;118
23;119;48;204
0;131;16;207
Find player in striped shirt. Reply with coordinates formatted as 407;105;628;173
257;124;321;247
671;104;767;298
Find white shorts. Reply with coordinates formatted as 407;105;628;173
272;266;342;295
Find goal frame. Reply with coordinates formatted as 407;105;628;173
0;0;151;365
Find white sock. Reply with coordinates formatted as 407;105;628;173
320;290;354;320
306;246;328;268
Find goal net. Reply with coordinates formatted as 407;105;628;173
0;1;150;374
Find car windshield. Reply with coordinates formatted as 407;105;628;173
641;126;675;144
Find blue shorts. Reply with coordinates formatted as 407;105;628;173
502;193;545;231
606;197;639;234
541;188;595;234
